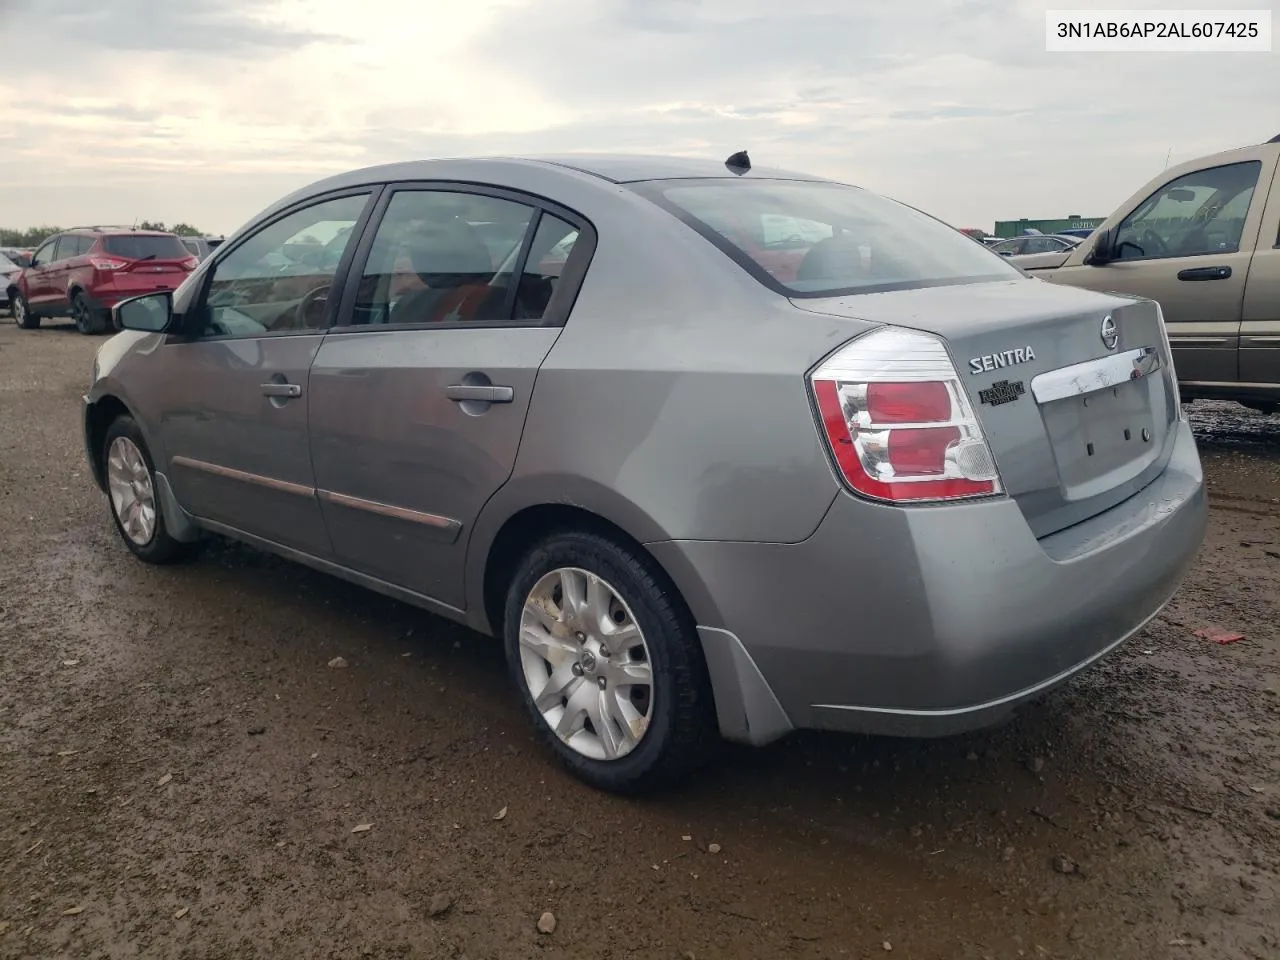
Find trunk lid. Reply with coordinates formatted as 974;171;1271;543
793;278;1180;538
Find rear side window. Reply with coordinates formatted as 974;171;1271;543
634;178;1021;296
103;234;189;260
349;190;541;327
58;235;88;257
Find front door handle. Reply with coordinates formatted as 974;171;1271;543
261;382;302;398
445;384;514;403
1177;266;1232;281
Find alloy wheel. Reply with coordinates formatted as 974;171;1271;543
518;567;654;761
106;436;157;546
72;296;91;333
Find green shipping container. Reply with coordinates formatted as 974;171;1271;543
993;216;1107;238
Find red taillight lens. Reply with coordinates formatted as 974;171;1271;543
888;426;960;475
90;258;127;271
181;256;199;270
866;381;950;423
810;328;1002;504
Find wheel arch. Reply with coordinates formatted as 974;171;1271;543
475;501;696;641
85;393;133;490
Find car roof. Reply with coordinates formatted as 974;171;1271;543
303;153;836;191
61;227;176;236
503;154;834;184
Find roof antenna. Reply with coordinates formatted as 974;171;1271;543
725;150;751;175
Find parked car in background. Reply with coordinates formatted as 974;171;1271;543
6;227;198;333
989;234;1083;257
1039;134;1280;413
85;153;1206;793
991;234;1086;272
0;251;22;315
1;246;33;268
180;235;226;261
1058;227;1095;239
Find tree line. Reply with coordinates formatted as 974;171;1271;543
0;221;209;247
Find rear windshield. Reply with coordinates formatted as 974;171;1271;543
103;234;189;260
635;178;1021;296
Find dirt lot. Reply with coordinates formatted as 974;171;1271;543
1;319;1278;960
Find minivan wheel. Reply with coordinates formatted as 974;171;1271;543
503;531;718;794
71;291;107;334
102;416;195;565
13;294;38;329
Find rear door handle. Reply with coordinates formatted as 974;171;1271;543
1177;266;1232;281
260;382;302;398
445;384;514;403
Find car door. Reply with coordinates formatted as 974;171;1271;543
155;190;376;556
307;184;593;611
25;237;61;308
1049;157;1271;384
1239;163;1280;386
41;235;84;313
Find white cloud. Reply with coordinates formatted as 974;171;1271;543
0;0;1275;233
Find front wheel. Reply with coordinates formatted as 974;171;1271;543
13;294;39;329
503;531;718;794
102;416;195;564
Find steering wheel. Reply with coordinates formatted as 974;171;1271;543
1139;230;1169;258
295;283;332;329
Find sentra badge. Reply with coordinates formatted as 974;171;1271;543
969;346;1036;375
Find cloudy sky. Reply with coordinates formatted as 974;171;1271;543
0;0;1275;234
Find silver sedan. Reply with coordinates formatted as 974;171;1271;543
83;153;1207;793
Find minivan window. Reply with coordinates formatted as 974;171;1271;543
104;235;190;260
635;178;1021;296
1113;161;1262;260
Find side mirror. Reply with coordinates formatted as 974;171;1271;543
113;291;173;332
1085;228;1114;266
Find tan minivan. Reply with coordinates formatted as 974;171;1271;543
1032;134;1280;414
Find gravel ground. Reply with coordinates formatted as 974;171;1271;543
1;319;1278;960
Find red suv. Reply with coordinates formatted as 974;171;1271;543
7;227;198;334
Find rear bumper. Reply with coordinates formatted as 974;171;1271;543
86;276;186;310
649;420;1207;744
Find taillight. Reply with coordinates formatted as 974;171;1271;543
90;258;127;271
809;327;1003;503
181;256;199;270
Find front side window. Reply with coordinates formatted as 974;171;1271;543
1114;161;1261;260
195;193;369;338
32;240;59;266
349;190;572;327
635;178;1021;296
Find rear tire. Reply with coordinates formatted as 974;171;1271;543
102;415;196;565
503;530;718;794
13;293;39;329
71;291;107;335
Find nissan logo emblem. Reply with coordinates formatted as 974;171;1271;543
1100;315;1119;350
